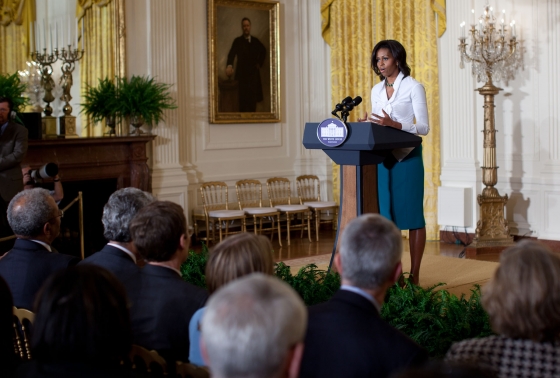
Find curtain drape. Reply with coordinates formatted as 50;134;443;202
77;0;125;136
322;0;445;240
0;0;34;75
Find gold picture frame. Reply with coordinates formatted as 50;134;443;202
208;0;280;123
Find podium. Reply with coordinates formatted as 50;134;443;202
303;121;422;269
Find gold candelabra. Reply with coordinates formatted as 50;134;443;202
58;46;85;138
458;2;521;248
31;49;59;117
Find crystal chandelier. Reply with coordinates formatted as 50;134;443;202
459;3;521;84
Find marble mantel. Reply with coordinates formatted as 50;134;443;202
23;136;156;192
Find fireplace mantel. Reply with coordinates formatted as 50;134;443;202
23;136;156;192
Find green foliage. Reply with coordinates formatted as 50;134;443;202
179;248;493;358
0;72;30;113
180;244;209;289
274;262;341;306
381;276;493;358
117;75;177;126
80;77;119;123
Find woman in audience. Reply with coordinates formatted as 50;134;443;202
446;240;560;377
189;232;274;366
16;265;133;378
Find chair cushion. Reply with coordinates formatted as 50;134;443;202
208;210;245;218
275;204;309;212
242;207;279;215
304;201;338;208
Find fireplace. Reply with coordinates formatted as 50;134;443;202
23;136;155;258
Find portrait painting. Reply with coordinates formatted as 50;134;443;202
208;0;280;123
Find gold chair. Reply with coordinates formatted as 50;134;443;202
296;175;338;241
176;361;209;378
13;307;34;361
200;182;246;244
128;344;168;376
266;177;311;246
236;179;282;246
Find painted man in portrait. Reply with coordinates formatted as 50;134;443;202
225;17;266;112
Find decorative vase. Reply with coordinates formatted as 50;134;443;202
129;114;145;136
105;115;116;137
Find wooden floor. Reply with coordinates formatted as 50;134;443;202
194;228;502;264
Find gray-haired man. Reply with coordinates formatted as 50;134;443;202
202;273;307;378
80;187;154;278
299;214;428;378
0;188;78;309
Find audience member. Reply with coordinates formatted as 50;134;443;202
201;273;306;378
446;240;560;378
80;187;154;281
15;265;133;378
299;214;428;378
126;201;208;363
189;232;274;365
0;275;18;376
390;361;493;378
0;188;78;310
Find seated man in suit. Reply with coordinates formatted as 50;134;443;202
80;187;154;281
201;274;307;378
127;201;209;363
0;188;79;309
299;214;428;378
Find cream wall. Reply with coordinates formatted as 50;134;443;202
439;0;560;240
125;0;333;222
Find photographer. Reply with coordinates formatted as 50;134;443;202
22;163;64;204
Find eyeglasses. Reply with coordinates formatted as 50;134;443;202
47;210;64;223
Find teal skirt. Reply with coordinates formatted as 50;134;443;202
377;145;425;230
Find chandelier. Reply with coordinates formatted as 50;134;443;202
459;3;521;84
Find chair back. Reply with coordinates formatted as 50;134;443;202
200;182;231;213
296;175;322;203
175;361;210;378
128;344;168;376
13;307;34;361
266;177;294;206
236;179;264;209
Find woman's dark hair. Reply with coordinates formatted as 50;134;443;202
31;265;132;366
370;40;411;79
0;276;17;367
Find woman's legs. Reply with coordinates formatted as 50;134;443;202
409;227;426;285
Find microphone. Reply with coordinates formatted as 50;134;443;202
351;96;362;106
341;96;353;105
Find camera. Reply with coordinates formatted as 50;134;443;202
30;163;59;183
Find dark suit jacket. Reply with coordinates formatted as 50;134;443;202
299;290;428;378
125;264;208;363
0;239;79;310
0;120;28;203
79;244;139;282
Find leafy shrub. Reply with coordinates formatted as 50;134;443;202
180;249;493;358
381;276;493;358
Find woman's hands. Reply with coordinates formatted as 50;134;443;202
358;110;402;130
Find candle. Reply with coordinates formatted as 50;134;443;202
471;9;475;25
511;20;516;37
50;24;53;52
501;19;505;36
460;21;465;38
67;17;71;46
75;21;78;48
61;20;64;49
55;22;58;50
43;19;46;51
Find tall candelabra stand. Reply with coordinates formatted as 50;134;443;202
458;3;521;248
31;49;59;138
58;46;85;138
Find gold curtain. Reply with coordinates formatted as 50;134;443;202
322;0;445;240
77;0;125;136
0;0;34;74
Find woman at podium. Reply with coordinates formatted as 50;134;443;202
359;40;429;285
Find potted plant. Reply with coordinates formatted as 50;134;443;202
0;72;30;121
81;77;119;136
117;75;177;135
